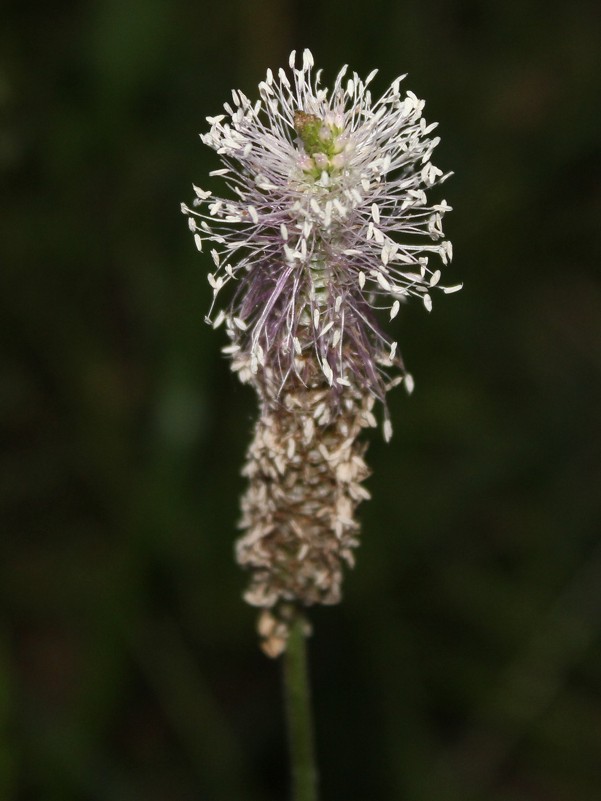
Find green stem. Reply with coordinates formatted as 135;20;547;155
283;610;319;801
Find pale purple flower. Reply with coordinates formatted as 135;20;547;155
182;48;460;440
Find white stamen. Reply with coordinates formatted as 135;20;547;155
383;420;393;442
322;359;334;385
193;185;211;200
376;272;392;291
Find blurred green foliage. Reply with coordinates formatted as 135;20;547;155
2;1;601;799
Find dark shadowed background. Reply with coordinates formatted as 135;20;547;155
2;1;601;799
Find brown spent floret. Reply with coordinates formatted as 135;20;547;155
233;353;376;655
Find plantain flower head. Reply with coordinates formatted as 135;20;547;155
182;48;460;435
183;50;460;653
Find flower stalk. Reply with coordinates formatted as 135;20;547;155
283;607;318;801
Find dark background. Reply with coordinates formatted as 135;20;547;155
2;1;601;799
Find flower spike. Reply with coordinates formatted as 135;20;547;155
184;50;459;655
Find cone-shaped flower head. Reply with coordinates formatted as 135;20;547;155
183;50;459;654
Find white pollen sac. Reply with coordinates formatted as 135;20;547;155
429;269;441;287
376;272;392;291
313;308;320;329
371;203;380;224
210;249;220;266
248;205;259;223
334;199;347;216
293;337;302;355
194;233;203;252
318;444;330;462
303;416;314;442
212;310;226;329
233;317;247;330
280;67;291;88
280;223;289;240
287;438;295;460
365;68;378;85
390;341;397;360
442;283;463;294
313;401;326;420
390;300;400;320
335;296;342;312
331;329;341;348
383;419;393;443
193;185;211;200
423;293;433;312
404;373;415;395
358;271;366;289
322;359;334;385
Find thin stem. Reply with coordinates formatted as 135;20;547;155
283;609;319;801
